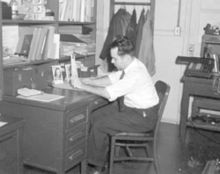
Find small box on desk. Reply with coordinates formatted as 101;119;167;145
32;62;54;90
3;62;54;96
77;65;99;78
4;67;33;96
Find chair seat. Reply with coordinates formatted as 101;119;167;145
112;132;154;141
114;131;153;137
113;156;154;162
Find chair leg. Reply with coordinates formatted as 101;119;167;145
153;142;159;174
154;160;159;174
109;138;115;174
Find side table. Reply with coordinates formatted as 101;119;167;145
0;114;24;174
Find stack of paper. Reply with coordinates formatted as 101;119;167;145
17;93;65;102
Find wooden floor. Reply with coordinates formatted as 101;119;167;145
108;122;220;174
25;122;220;174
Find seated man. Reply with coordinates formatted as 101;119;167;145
74;36;159;174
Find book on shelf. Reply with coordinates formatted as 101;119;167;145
34;27;48;61
20;26;57;62
27;27;38;61
42;26;56;59
16;34;33;57
59;0;94;22
28;27;42;61
16;27;34;56
80;0;85;22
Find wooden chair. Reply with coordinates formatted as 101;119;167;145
108;80;170;174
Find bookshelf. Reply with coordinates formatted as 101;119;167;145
0;0;97;99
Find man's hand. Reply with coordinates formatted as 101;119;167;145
80;78;92;85
71;78;84;89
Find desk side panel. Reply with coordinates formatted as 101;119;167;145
0;101;64;172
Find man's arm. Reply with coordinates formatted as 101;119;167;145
80;83;111;99
71;76;111;99
81;75;112;87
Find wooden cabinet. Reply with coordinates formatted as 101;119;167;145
0;87;107;174
0;115;24;174
0;0;97;99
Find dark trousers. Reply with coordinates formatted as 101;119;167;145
87;102;158;167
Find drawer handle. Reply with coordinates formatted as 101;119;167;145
70;114;85;124
68;150;83;161
69;132;84;142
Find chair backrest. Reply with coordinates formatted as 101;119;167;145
153;80;170;135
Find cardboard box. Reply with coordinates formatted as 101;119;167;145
77;65;99;78
4;67;33;96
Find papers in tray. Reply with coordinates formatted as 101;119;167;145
17;93;65;102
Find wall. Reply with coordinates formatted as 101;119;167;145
95;0;220;124
152;0;185;124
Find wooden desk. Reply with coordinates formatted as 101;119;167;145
0;115;24;174
0;88;108;174
180;76;220;139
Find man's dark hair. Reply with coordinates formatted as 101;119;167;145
110;35;135;56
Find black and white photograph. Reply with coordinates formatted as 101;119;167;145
1;0;220;174
52;65;63;84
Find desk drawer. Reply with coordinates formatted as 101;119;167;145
65;123;86;151
66;109;87;130
65;140;85;171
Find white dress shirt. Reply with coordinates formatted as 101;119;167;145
106;58;159;109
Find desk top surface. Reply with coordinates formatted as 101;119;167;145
2;87;103;111
0;115;24;135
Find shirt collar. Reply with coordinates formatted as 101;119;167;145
124;58;137;74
